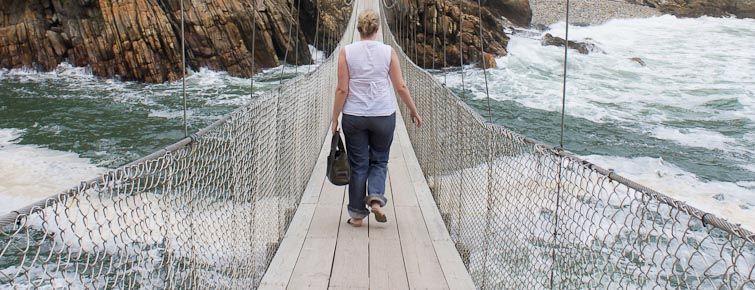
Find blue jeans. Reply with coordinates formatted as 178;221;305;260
342;113;396;219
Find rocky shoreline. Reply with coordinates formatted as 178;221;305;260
530;0;755;27
530;0;661;26
0;0;351;83
1;0;754;82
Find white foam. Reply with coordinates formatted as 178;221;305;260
650;127;738;151
309;45;326;64
0;128;105;215
582;154;755;231
442;16;755;129
148;109;195;119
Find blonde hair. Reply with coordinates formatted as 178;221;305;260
357;9;379;37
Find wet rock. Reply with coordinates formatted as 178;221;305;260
481;0;533;27
478;52;498;69
385;0;510;68
45;30;68;57
629;57;646;66
541;33;601;54
713;193;725;201
299;0;352;55
0;0;320;83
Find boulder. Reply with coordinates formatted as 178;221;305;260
480;0;532;27
385;0;510;68
479;52;498;69
629;57;646;66
541;33;601;55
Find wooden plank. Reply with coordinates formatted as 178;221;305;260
287;238;337;289
329;206;369;289
393;111;453;240
318;180;346;206
301;138;330;204
258;204;317;290
369;239;410;290
399;238;450;289
433;240;477;290
388;145;419;207
368;177;408;289
368;178;400;240
394;206;432;242
414;182;452;242
306;205;343;239
394;110;475;288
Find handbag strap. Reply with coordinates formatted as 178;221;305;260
331;131;345;154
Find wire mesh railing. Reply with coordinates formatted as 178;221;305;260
380;2;754;289
0;5;355;289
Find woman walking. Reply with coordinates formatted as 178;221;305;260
330;9;422;227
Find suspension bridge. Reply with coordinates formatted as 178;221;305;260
1;0;753;289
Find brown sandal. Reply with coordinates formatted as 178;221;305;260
346;218;363;227
371;209;387;223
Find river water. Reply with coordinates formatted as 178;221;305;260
0;16;753;229
436;15;755;230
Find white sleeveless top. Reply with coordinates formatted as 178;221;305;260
342;40;397;116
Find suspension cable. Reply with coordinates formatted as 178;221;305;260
251;0;257;97
551;0;571;288
559;3;570;149
475;1;496;287
476;0;493;123
383;0;397;9
430;4;436;71
422;2;428;68
180;0;187;137
309;0;322;73
278;0;298;84
458;1;467;101
412;9;418;64
294;0;302;76
441;3;447;85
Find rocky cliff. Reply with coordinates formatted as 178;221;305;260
0;0;528;82
629;0;755;18
385;0;531;69
0;0;344;83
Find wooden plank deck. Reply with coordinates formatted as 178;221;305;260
259;113;475;290
259;1;475;289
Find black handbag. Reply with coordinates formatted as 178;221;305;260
327;131;351;186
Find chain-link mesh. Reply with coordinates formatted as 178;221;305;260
380;2;754;289
3;2;754;289
0;5;355;288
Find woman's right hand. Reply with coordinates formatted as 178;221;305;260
410;111;423;128
331;118;339;135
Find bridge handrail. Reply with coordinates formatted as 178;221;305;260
379;1;754;289
0;4;355;289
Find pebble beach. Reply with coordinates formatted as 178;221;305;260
530;0;662;26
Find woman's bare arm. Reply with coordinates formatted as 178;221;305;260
388;48;423;127
331;49;350;133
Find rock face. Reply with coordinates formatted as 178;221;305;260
385;0;519;68
481;0;532;27
299;0;352;55
0;0;530;81
0;0;327;83
629;0;755;18
541;33;601;54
